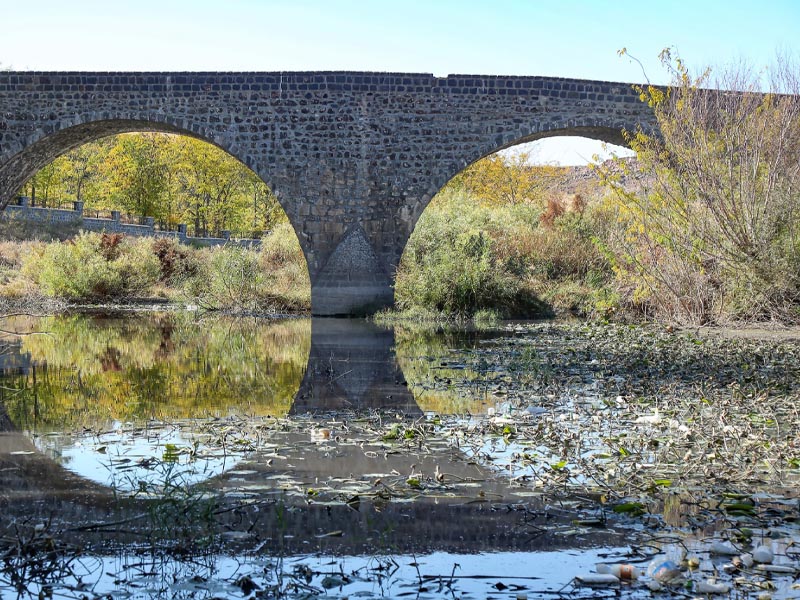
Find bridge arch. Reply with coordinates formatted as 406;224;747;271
1;116;320;297
412;120;635;231
0;115;319;272
395;125;632;316
0;114;268;200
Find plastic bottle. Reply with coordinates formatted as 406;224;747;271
645;546;686;583
696;580;730;594
596;563;640;580
575;573;620;585
647;560;680;582
710;541;739;556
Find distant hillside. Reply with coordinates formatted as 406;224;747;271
548;157;646;199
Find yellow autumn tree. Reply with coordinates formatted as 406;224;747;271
600;50;800;324
446;152;564;206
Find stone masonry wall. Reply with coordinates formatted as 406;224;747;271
0;71;657;313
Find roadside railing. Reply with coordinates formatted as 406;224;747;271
5;197;262;248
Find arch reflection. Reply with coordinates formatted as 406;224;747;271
0;313;311;489
0;312;499;494
290;318;420;416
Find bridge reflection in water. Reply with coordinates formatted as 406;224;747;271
292;318;420;415
0;315;623;562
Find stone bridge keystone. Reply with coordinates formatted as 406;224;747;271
0;71;657;315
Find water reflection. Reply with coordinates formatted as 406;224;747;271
0;314;498;493
0;313;311;430
0;315;665;600
393;323;505;414
0;314;497;433
292;318;420;415
0;313;313;489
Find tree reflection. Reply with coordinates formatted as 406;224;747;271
0;314;311;431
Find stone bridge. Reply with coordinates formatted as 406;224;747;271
0;71;656;314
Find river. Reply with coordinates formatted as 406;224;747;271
0;312;798;598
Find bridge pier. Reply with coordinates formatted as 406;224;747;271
290;318;419;414
311;280;394;317
307;225;397;316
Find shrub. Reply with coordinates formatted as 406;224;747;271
115;238;161;296
395;192;543;316
151;237;198;284
600;52;800;324
99;233;124;260
28;232;159;300
184;227;312;313
395;188;620;318
187;246;265;310
258;223;311;311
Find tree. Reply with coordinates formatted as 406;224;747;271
105;133;171;221
172;138;249;236
600;51;800;324
25;161;67;207
446;153;563;206
63;138;112;203
172;137;278;237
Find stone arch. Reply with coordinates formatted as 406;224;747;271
411;120;635;230
0;113;272;204
389;120;637;314
0;114;314;287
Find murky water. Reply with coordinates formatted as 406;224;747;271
1;313;798;599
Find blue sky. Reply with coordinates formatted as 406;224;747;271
2;0;797;80
2;0;797;163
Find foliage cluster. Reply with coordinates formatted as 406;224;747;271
0;229;310;312
446;152;565;206
1;313;310;430
395;187;613;317
28;232;160;299
187;223;311;312
20;133;285;238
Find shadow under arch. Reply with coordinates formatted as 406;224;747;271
0;312;313;496
0;401;115;502
1;394;624;559
0;321;627;558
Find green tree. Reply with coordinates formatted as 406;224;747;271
105;133;171;221
63;138;113;203
25;161;68;207
172;138;250;236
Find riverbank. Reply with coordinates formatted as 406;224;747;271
0;223;311;315
2;183;800;327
